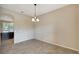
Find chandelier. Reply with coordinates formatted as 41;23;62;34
32;4;40;22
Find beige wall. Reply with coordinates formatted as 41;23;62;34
0;7;34;43
35;5;78;51
0;34;1;46
77;5;79;50
0;5;79;51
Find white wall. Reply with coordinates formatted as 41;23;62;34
0;7;34;43
35;5;78;51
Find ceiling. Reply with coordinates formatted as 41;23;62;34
0;4;69;17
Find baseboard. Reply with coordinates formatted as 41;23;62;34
52;43;79;52
36;39;79;52
14;39;33;44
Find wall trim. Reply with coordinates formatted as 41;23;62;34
36;39;79;52
14;39;33;44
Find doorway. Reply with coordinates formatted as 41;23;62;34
0;21;14;48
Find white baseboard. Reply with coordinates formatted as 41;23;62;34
14;39;33;44
36;39;79;52
52;42;79;52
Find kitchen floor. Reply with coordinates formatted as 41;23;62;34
0;39;78;54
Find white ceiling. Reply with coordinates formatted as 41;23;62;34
0;4;69;17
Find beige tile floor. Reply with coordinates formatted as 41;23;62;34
0;39;78;54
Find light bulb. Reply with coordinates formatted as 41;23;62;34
32;18;35;21
32;18;36;22
36;18;40;22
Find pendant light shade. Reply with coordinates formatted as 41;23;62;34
36;18;40;22
32;4;40;22
32;18;36;22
